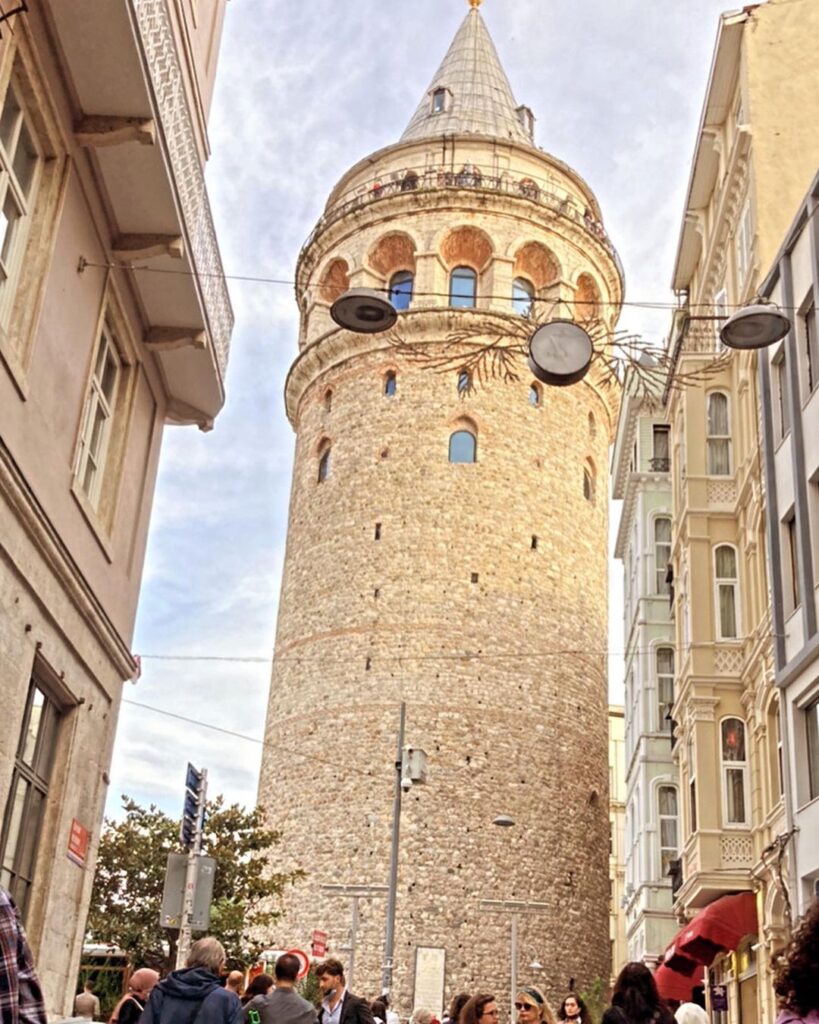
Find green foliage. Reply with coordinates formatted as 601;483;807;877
86;795;303;973
297;969;321;1007
579;977;608;1024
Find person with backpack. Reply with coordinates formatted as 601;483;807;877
141;938;240;1024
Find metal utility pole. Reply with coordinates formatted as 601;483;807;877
381;702;406;997
480;899;549;1023
176;765;207;968
320;884;388;992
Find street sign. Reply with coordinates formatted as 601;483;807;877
286;948;311;979
711;986;728;1012
181;763;205;849
160;852;217;929
67;820;90;868
311;930;328;957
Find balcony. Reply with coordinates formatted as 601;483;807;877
301;164;625;285
48;0;234;426
650;457;671;472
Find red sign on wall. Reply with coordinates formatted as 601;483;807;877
67;819;90;867
311;930;328;957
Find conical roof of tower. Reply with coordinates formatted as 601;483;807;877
400;6;531;145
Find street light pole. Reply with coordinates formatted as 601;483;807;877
320;883;388;992
381;701;406;997
480;899;550;1023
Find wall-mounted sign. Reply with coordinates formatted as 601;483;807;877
413;947;446;1019
67;819;90;867
711;985;728;1012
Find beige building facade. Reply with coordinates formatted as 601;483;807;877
609;706;627;985
0;0;232;1013
260;6;622;1013
660;3;819;1021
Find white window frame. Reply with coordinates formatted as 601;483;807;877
0;63;43;328
798;296;817;399
714;288;728;352
687;733;697;833
735;201;754;292
772;347;790;442
653;515;672;596
657;784;679;880
655;646;675;732
714;544;741;641
706;391;732;476
74;322;122;510
782;509;801;615
720;716;750;828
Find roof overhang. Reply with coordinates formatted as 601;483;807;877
46;0;233;427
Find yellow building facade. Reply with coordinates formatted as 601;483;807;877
663;4;819;1023
610;706;627;985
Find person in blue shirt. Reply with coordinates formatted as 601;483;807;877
141;938;240;1024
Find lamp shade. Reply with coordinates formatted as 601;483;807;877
330;289;398;334
719;304;790;349
528;320;593;386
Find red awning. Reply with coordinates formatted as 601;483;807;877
654;963;699;1003
663;941;700;975
665;892;758;969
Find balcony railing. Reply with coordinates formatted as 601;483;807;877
302;164;625;284
130;0;234;380
650;457;671;472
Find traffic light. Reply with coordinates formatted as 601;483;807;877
180;763;205;850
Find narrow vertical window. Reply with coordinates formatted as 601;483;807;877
457;369;471;394
528;383;541;407
450;267;477;309
0;678;61;916
652;425;670;470
773;350;790;441
807;698;819;800
804;302;817;396
656;647;675;732
654;517;672;595
658;786;679;878
721;718;749;826
714;545;739;639
317;446;331;483
707;393;731;475
512;277;534;317
431;88;447;114
384;371;397;397
583;463;595;502
449;430;477;464
389;271;413;311
323;388;333;412
784;511;801;612
76;322;122;509
688;735;697;833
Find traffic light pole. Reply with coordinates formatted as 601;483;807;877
176;768;207;968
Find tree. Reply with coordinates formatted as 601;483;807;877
87;795;303;972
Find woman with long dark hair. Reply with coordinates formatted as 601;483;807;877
460;995;499;1024
775;898;819;1024
559;994;592;1024
602;963;675;1024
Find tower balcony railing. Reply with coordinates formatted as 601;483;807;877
303;163;625;283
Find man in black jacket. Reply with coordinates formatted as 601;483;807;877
315;960;374;1024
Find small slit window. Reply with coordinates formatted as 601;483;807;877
450;266;477;309
583;462;596;502
457;369;471;394
449;430;477;464
323;388;333;412
317;445;331;483
529;383;541;407
389;271;413;311
432;88;447;114
513;277;534;317
384;371;397;397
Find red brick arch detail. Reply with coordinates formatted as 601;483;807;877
574;273;602;322
319;259;350;304
513;242;561;289
367;232;417;278
440;226;493;271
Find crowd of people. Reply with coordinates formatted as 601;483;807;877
3;886;819;1024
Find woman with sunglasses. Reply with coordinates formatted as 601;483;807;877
516;987;557;1024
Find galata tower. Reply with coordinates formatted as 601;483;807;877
260;1;623;1011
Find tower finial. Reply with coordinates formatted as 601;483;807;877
468;0;482;8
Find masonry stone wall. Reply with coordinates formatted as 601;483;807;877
261;133;622;1014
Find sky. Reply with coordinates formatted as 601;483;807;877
105;0;745;820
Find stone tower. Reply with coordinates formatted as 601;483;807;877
260;3;623;1011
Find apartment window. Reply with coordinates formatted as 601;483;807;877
449;429;476;464
783;511;801;613
0;67;42;326
656;647;675;732
654;517;672;595
735;202;754;289
800;301;817;397
807;698;819;800
652;425;670;471
721;717;749;826
450;267;477;309
773;349;790;441
707;393;731;475
389;271;413;312
658;786;679;878
75;321;122;510
769;703;783;804
688;734;697;833
512;277;534;317
714;545;739;640
0;678;62;917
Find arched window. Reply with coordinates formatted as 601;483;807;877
721;717;749;826
449;429;477;464
389;271;413;311
450;266;477;309
323;388;333;412
657;786;679;878
583;462;596;502
707;392;731;475
457;369;471;394
714;545;739;639
654;517;672;594
384;371;397;397
317;444;331;483
656;647;675;731
529;382;541;407
512;277;534;317
588;412;597;438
